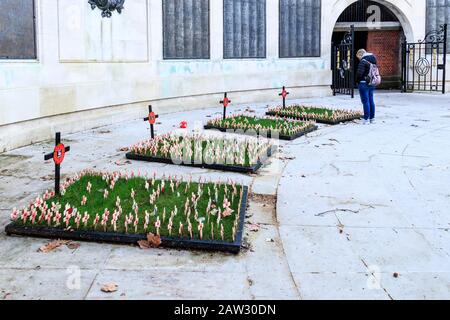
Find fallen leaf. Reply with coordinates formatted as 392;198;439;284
137;233;162;249
38;240;68;253
115;160;131;166
137;240;151;249
118;147;129;152
101;283;118;293
66;242;80;250
280;156;296;161
40;175;54;181
265;238;275;243
248;223;260;232
147;233;162;247
3;293;12;300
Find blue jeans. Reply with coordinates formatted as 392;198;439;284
358;82;376;120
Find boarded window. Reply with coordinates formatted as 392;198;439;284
163;0;210;59
279;0;321;58
0;0;37;59
223;0;266;59
426;0;450;53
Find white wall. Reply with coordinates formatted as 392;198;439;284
0;0;441;152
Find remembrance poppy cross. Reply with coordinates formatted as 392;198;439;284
220;92;232;120
279;86;290;108
44;132;70;195
143;105;159;139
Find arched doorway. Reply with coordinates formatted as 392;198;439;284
332;0;406;92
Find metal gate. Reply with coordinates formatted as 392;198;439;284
402;24;447;94
332;25;355;98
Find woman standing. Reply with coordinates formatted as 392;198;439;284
356;49;378;124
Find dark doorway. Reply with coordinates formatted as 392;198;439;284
332;31;368;88
332;0;404;90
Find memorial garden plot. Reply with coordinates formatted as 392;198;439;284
204;114;318;141
6;170;248;253
126;133;275;173
266;105;363;125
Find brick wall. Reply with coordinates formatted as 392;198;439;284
366;30;401;76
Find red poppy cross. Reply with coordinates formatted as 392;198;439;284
44;132;70;195
279;86;290;108
220;93;232;120
143;105;159;139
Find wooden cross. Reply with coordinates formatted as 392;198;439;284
143;105;159;139
220;93;231;120
279;86;290;108
44;132;70;195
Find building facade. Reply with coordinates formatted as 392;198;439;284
0;0;449;151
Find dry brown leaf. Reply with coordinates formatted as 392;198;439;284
101;283;118;293
248;224;260;232
3;293;12;300
38;240;68;253
66;242;80;250
147;233;162;247
115;160;131;166
137;233;162;249
137;240;151;249
40;174;54;181
118;147;129;152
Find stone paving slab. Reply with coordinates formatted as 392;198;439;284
291;272;391;300
381;272;450;300
279;225;367;274
277;92;450;300
85;270;252;300
0;268;97;300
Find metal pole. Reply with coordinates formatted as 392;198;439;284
350;25;355;99
401;36;407;92
442;24;447;94
333;44;337;96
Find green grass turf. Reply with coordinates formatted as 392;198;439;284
131;136;269;168
269;105;361;122
274;106;334;117
208;115;312;135
14;175;243;243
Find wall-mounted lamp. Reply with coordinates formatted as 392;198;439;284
88;0;125;18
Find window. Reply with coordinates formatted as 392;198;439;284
163;0;210;59
279;0;321;58
426;0;450;53
0;0;37;59
223;0;266;59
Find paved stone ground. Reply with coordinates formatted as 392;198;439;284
0;92;449;300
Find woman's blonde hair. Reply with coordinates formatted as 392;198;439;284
357;49;367;58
